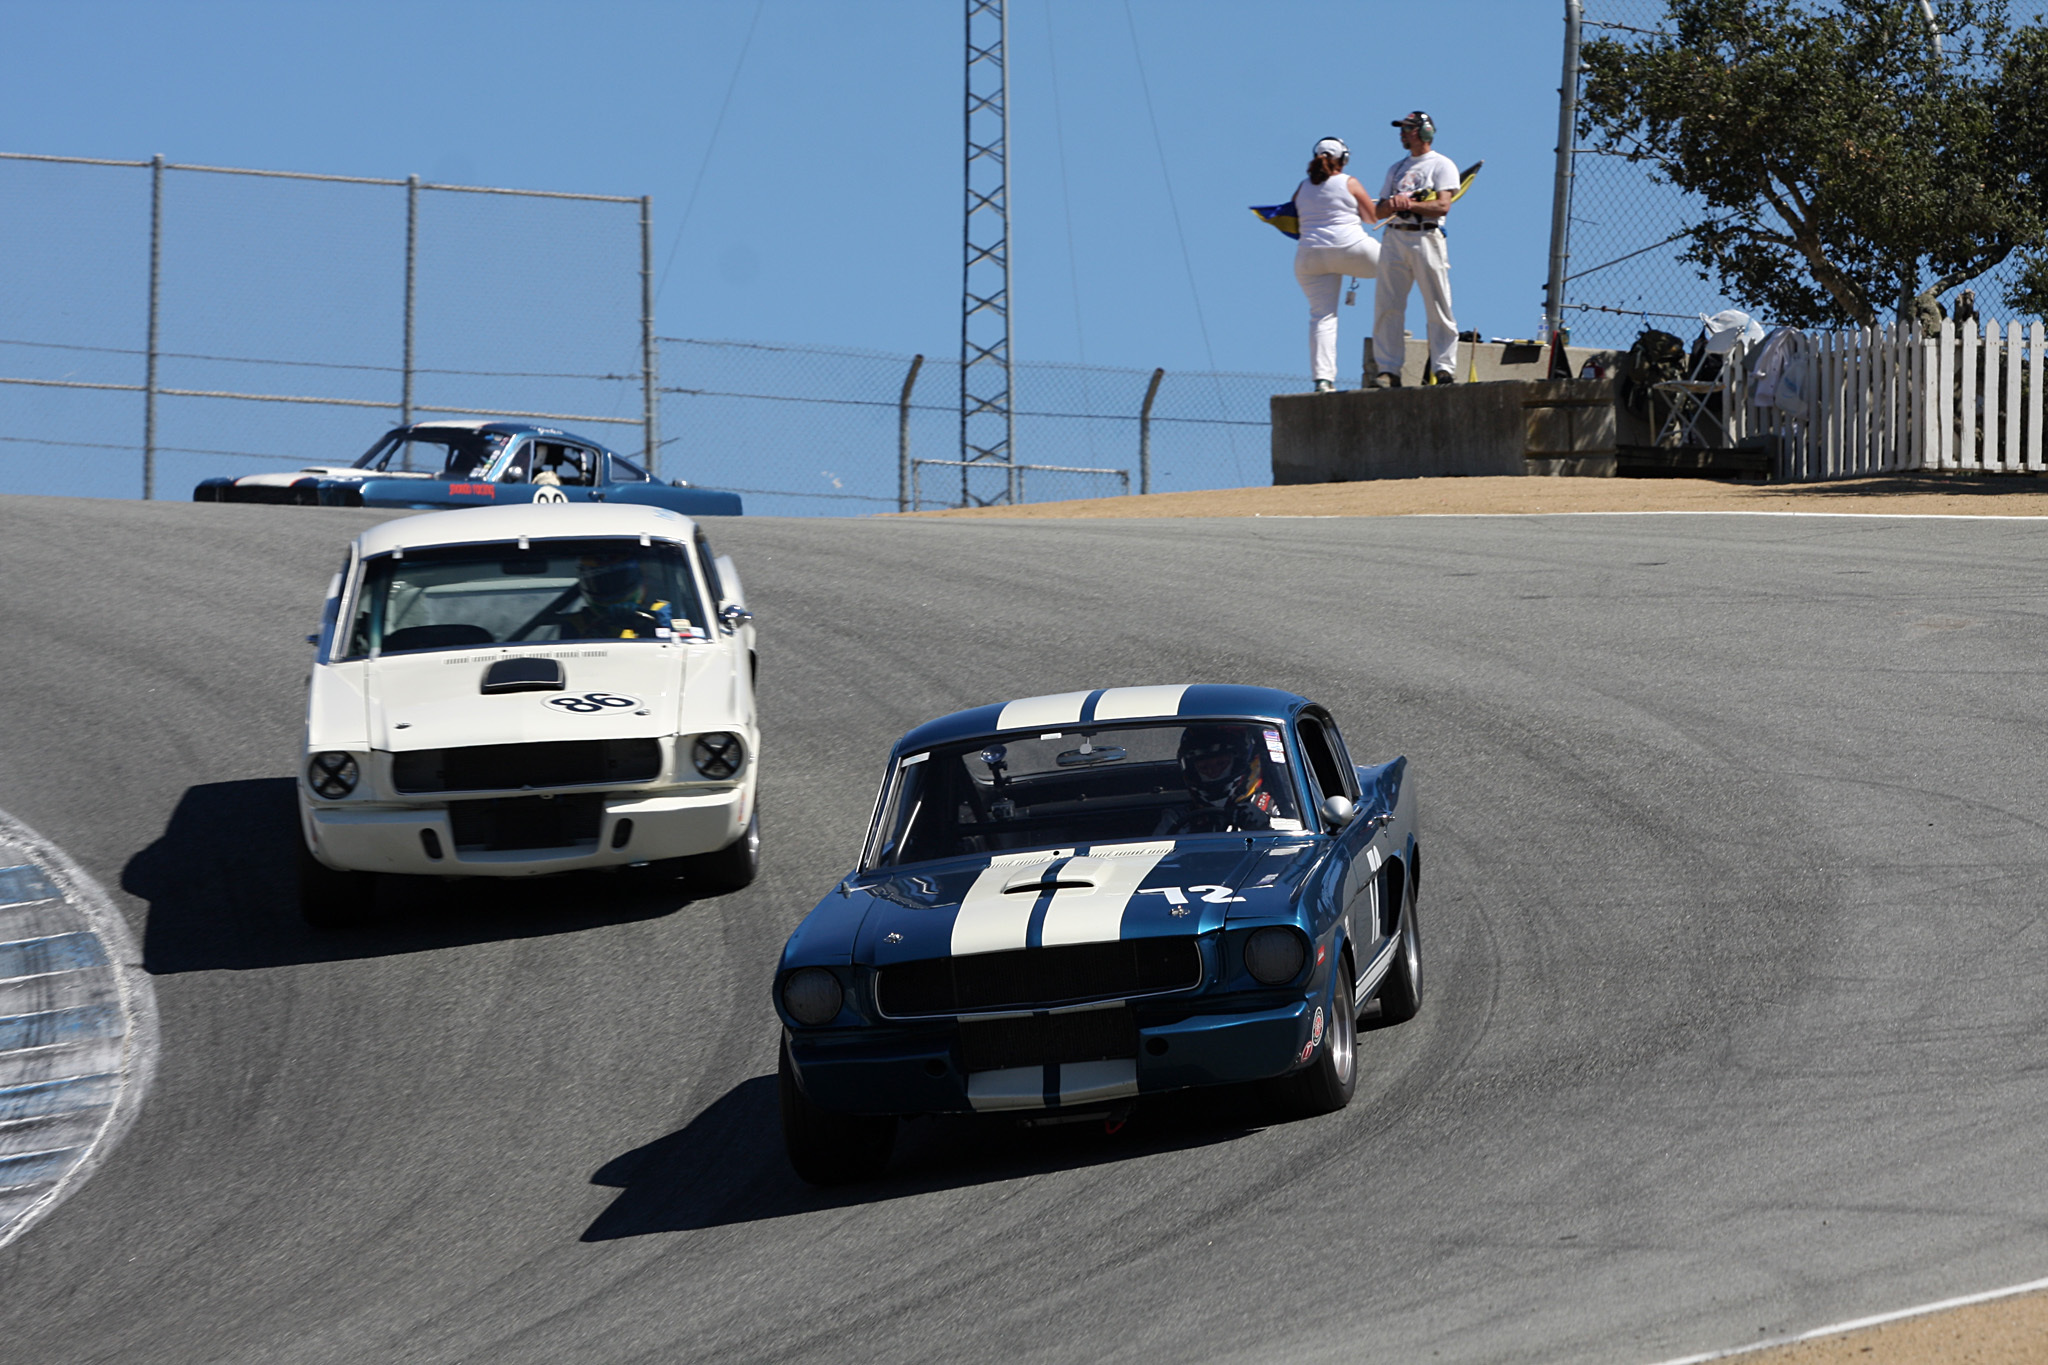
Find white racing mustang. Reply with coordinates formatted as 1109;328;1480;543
296;502;759;926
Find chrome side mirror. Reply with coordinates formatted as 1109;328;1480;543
1320;795;1355;830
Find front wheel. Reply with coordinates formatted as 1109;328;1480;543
681;807;759;895
779;1038;894;1185
1285;955;1358;1116
1375;873;1422;1025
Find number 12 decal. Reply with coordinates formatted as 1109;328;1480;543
1135;884;1245;906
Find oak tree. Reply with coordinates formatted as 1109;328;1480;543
1578;0;2048;327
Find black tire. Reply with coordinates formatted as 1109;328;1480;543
779;1037;894;1185
1286;955;1358;1116
1376;871;1423;1025
297;838;375;930
682;807;759;895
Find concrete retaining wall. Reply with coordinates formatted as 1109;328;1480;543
1272;377;1657;484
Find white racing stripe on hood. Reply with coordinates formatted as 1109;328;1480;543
988;848;1074;865
1091;685;1189;721
1039;844;1176;947
950;860;1049;957
996;691;1092;731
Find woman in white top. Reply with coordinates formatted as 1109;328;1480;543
1292;137;1382;392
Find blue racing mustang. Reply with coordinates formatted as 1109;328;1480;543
193;420;742;516
774;684;1422;1184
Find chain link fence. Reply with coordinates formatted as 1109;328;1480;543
1562;1;1752;348
657;339;1295;517
1564;2;2031;349
0;152;653;502
1;151;1307;516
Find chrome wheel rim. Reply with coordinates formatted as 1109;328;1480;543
1331;973;1356;1084
1402;898;1421;998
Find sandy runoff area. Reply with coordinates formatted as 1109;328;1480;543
901;473;2048;519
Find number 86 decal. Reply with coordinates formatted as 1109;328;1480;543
544;692;642;714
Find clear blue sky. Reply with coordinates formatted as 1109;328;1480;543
2;0;1579;381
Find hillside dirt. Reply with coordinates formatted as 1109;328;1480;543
900;473;2048;519
1707;1289;2048;1364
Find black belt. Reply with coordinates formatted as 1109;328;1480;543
1390;221;1440;231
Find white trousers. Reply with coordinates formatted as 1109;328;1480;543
1373;228;1457;376
1294;239;1381;384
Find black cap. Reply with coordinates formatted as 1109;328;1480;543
1392;110;1436;136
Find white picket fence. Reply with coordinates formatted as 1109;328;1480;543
1714;318;2046;480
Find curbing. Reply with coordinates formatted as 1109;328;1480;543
0;808;159;1251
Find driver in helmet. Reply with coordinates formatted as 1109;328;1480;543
563;553;673;640
1157;724;1281;834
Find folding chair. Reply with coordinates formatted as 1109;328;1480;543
1653;310;1759;447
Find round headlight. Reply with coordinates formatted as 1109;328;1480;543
307;751;359;800
782;967;844;1026
692;732;744;779
1243;926;1307;985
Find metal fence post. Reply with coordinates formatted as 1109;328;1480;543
1543;0;1582;341
143;153;163;499
899;353;925;513
641;196;659;475
403;174;418;431
1139;367;1164;495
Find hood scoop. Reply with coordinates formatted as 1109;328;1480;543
481;657;565;694
1001;869;1099;894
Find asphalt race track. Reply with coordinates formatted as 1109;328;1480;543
3;496;2047;1364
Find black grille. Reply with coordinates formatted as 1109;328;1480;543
877;937;1202;1017
957;1008;1138;1073
447;793;605;851
393;739;661;794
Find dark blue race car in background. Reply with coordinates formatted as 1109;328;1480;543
193;420;742;516
773;684;1423;1184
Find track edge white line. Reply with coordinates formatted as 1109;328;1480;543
1643;1272;2048;1365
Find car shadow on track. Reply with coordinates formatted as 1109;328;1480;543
581;1075;1267;1238
130;778;690;972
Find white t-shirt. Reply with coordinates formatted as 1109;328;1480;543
1378;150;1459;221
1292;173;1368;249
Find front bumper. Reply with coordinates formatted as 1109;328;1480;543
302;783;746;877
785;995;1319;1116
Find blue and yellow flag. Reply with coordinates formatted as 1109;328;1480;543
1250;202;1300;239
1250;161;1484;242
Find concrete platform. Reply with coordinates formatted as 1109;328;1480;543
1272;377;1654;484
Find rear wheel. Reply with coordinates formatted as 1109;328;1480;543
1376;873;1423;1025
682;807;759;895
1286;955;1358;1116
779;1038;894;1185
297;838;375;930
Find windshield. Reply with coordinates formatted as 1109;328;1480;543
345;537;710;657
352;428;511;478
864;722;1304;868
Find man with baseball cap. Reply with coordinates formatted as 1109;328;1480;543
1371;110;1461;387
